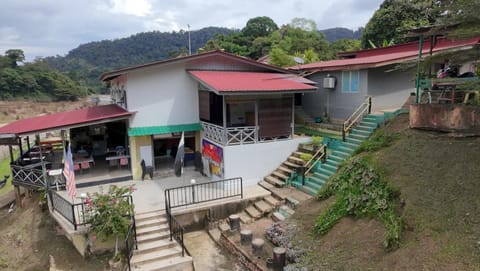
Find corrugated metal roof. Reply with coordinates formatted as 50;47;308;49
128;123;202;136
188;71;317;93
0;104;133;136
290;37;480;71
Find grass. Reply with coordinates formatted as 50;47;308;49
294;126;342;139
315;155;403;249
0;150;20;196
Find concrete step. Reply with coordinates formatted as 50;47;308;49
305;179;323;191
237;211;253;224
135;210;166;222
277;166;294;175
264;176;285;187
351;129;371;137
279;205;295;218
287;156;304;164
349;133;369;141
254;200;273;214
136;216;168;229
272;170;289;180
136;231;170;243
264;195;282;207
322;163;338;172
285;196;300;208
137;224;170;236
258;180;274;191
298;185;317;196
293;151;311;157
313;172;331;182
245;205;262;219
136;239;177;254
319;166;336;176
336;146;354;154
131;246;183;266
342;141;359;150
283;161;301;168
133;255;194;271
355;124;376;132
346;137;363;145
272;212;286;222
328;154;344;163
327;159;341;167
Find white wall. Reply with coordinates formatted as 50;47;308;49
126;63;199;128
222;137;311;187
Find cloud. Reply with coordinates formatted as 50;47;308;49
0;0;383;61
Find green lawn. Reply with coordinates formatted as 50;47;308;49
0;151;19;196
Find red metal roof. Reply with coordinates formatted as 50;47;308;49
0;104;133;136
100;50;292;81
188;71;317;93
290;37;480;71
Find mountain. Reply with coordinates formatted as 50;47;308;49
319;27;364;42
45;27;234;92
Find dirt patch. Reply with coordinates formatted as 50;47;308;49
286;113;480;270
0;195;109;271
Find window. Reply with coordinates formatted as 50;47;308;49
342;70;360;93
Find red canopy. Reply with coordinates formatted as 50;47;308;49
0;104;133;136
189;71;317;94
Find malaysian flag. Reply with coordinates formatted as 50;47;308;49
64;144;76;198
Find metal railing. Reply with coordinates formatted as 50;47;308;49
164;177;243;209
49;191;134;231
304;144;327;176
11;165;45;188
201;122;257;145
342;96;372;141
164;177;243;257
124;218;138;271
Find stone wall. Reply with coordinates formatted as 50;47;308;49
410;104;480;134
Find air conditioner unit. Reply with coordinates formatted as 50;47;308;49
323;77;336;89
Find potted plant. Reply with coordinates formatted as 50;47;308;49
85;185;135;269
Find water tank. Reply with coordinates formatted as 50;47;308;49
323;77;336;89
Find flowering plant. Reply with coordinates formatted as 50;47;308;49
86;185;136;258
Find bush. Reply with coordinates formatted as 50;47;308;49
315;156;403;249
355;130;398;154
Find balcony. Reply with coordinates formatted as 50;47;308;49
201;122;257;145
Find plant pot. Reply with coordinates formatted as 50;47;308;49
108;258;123;271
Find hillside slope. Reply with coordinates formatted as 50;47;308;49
289;113;480;270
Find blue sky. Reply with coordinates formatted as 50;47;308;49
0;0;383;61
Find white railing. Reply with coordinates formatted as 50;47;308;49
201;122;257;145
342;96;372;141
226;126;257;145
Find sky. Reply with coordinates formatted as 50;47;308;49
0;0;383;61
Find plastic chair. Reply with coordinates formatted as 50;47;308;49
119;157;129;169
80;161;90;173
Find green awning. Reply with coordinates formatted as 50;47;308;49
128;123;202;136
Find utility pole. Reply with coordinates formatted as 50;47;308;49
188;24;191;55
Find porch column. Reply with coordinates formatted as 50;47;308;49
222;96;227;144
17;137;23;158
291;95;295;138
129;135;153;180
255;98;259;143
8;145;14;164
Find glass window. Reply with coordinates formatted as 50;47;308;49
342;70;360;93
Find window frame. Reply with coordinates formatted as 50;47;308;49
341;70;360;93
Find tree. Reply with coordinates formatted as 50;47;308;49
269;47;296;67
5;49;25;67
330;39;362;54
436;0;480;39
362;0;439;48
86;185;135;260
241;16;278;41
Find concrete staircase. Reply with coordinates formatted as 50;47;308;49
131;210;194;271
259;146;315;189
299;114;383;196
295;106;316;124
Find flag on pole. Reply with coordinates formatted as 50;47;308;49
64;144;76;198
174;132;185;177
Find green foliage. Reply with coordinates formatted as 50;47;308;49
300;153;313;162
0;50;89;101
315;156;403;249
355;130;398;154
436;0;480;39
269;47;296;67
86;185;135;242
311;136;323;146
362;0;439;48
330;39;362;54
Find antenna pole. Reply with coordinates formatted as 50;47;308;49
188;24;191;55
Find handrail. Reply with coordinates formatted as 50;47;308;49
342;96;372;141
164;177;243;257
304;144;327;176
124;217;137;271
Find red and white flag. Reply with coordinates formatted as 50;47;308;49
64;145;76;198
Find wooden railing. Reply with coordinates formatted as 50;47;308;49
11;164;46;189
201;122;257;145
304;145;327;176
342;96;372;141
